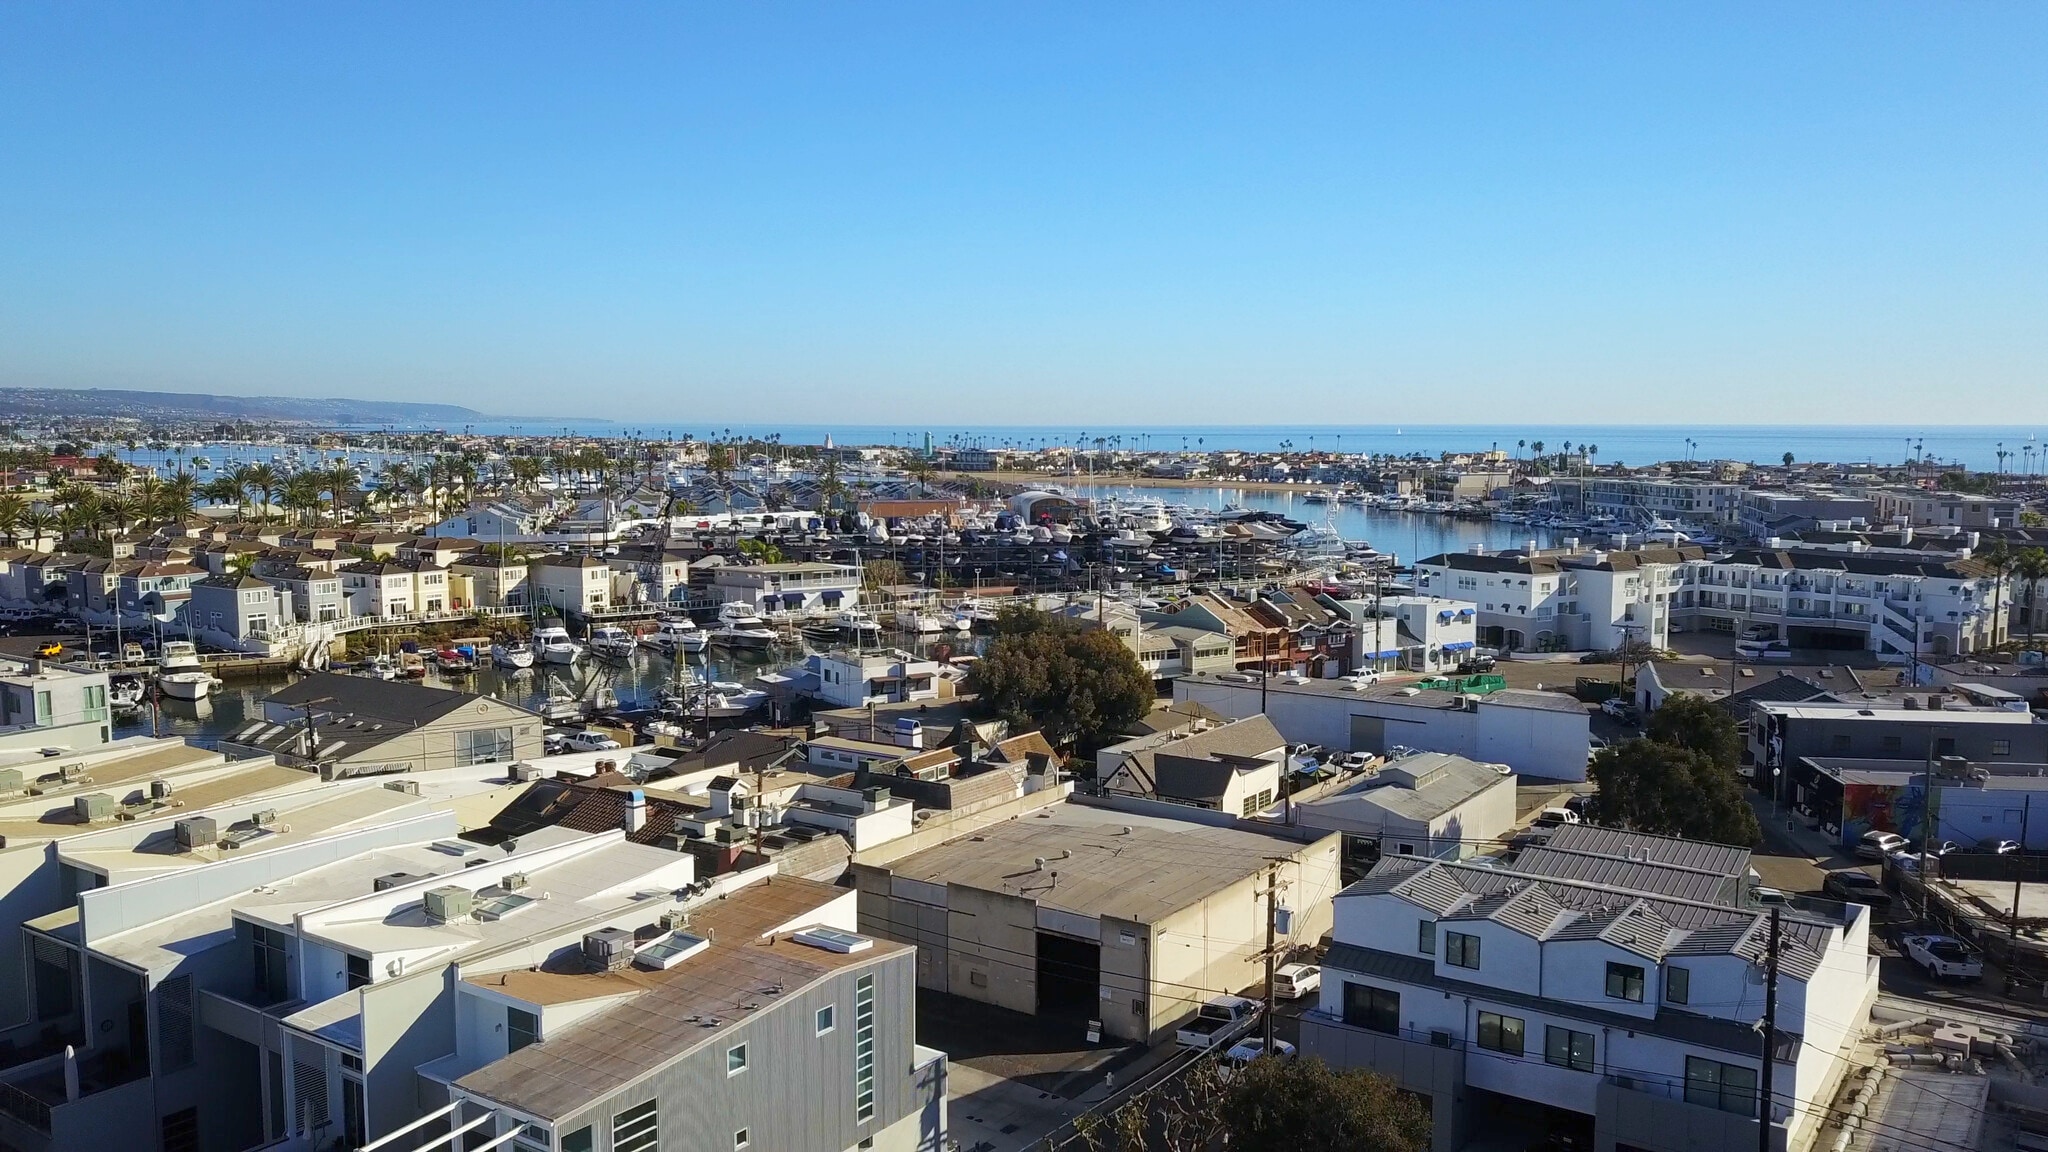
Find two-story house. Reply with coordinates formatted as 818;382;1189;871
449;552;530;609
187;574;294;645
530;553;611;614
1301;824;1877;1152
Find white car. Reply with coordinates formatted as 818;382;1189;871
562;730;623;752
1341;670;1382;687
1901;934;1983;981
1219;1037;1297;1080
1271;963;1321;1000
1856;831;1908;861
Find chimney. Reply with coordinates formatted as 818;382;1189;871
624;788;647;833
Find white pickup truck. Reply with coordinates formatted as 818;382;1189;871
1175;995;1260;1050
1901;934;1984;981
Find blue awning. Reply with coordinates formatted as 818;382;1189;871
781;591;805;606
1438;611;1454;621
1444;640;1475;651
1373;648;1403;659
1457;608;1475;617
820;589;844;604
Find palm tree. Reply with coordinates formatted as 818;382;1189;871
1980;538;2015;646
0;494;23;544
201;475;243;511
325;463;361;523
19;511;58;550
243;463;281;522
2014;546;2048;651
159;472;198;523
284;473;324;524
225;464;254;518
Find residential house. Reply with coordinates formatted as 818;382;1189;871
0;655;112;753
530;553;612;614
1325;594;1478;674
1415;546;1701;653
1301;829;1877;1152
714;562;862;615
1674;547;2005;656
449;552;530;610
1290;751;1517;871
1097;714;1286;817
222;673;546;779
187;574;293;645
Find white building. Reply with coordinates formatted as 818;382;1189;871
529;553;612;614
714;562;863;614
1302;824;1877;1152
809;650;942;709
1549;475;1744;527
1175;671;1594;782
1416;546;1700;653
1291;750;1517;863
1674;547;2006;657
0;656;113;754
1328;594;1479;673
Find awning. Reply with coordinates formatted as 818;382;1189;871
781;591;805;606
1457;608;1475;617
1444;640;1475;651
1438;611;1453;621
1373;648;1404;659
820;590;844;604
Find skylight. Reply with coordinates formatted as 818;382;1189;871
792;926;873;954
634;931;710;970
473;894;537;921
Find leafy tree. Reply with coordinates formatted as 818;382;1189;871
1781;451;1795;468
862;558;907;591
966;608;1151;748
1643;693;1743;769
1590;738;1760;846
1222;1056;1432;1152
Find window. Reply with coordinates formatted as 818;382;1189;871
854;974;876;1122
1240;788;1275;817
162;1107;199;1152
346;953;370;991
1665;965;1690;1005
1685;1056;1760;1116
1993;739;2013;756
1545;1026;1595;1072
727;1043;749;1075
1342;983;1400;1035
1605;962;1645;1002
1882;735;1902;755
252;924;290;1005
559;1127;592;1152
83;685;107;723
612;1100;658;1152
1444;931;1481;969
1830;733;1851;753
455;726;515;766
1417;920;1436;955
341;1077;366;1151
816;1004;836;1035
508;1007;539;1052
1476;1011;1524;1056
733;1128;749;1150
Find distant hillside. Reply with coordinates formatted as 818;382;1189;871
0;386;498;427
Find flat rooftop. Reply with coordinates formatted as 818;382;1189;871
1177;671;1587;715
873;803;1326;925
0;743;315;847
457;879;898;1121
56;779;429;876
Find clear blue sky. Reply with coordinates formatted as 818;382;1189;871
3;4;2044;424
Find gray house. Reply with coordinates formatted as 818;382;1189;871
253;563;345;624
187;574;293;644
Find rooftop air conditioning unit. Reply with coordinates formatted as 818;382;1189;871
423;886;472;924
251;808;277;827
583;927;634;972
373;872;422;891
501;872;529;892
174;815;218;849
149;779;173;800
0;769;23;795
73;793;116;822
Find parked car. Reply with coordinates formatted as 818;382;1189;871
1175;995;1260;1050
1752;886;1790;906
1563;794;1594;817
1457;653;1497;674
1532;806;1582;829
1271;963;1321;1001
1218;1037;1297;1080
1340;669;1383;687
1822;869;1892;909
542;733;570;755
33;641;64;658
1978;838;2021;855
1856;831;1909;861
1901;934;1984;981
1599;698;1639;723
562;730;623;752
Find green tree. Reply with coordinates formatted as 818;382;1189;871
1644;693;1743;769
862;558;907;591
1222;1056;1432;1152
0;494;23;544
1590;738;1760;846
1781;451;1795;468
243;463;281;521
2015;546;2048;651
966;608;1151;748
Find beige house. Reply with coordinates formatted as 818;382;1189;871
530;553;610;614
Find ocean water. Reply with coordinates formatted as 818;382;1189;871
430;422;2040;473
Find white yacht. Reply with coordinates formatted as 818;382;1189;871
109;676;146;713
491;641;535;670
642;618;701;653
532;621;581;665
900;611;946;635
155;641;217;700
831;608;883;637
712;603;777;650
587;624;637;660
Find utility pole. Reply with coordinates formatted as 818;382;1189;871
1757;906;1781;1152
1919;728;1941;919
2011;794;2032;997
1262;862;1283;1051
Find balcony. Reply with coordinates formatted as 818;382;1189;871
0;1045;150;1139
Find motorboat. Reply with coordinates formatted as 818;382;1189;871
532;621;581;665
678;629;712;654
899;611;946;635
433;646;477;673
156;641;217;700
709;603;775;649
587;624;637;660
109;675;147;714
832;608;883;637
362;654;398;681
491;642;535;670
642;618;700;652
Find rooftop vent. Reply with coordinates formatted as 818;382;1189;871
251;808;277;827
73;793;116;822
423;886;472;924
373;872;423;891
149;779;173;800
0;769;21;795
501;871;529;892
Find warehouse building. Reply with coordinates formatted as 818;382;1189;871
849;803;1340;1045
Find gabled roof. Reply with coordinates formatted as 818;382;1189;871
266;672;526;726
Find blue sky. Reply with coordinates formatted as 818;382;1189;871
3;4;2044;424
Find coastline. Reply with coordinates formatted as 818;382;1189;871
947;470;1328;495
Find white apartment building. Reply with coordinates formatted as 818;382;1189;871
1415;547;1700;653
1333;594;1479;673
714;562;863;614
1675;548;2006;657
529;553;612;614
0;656;112;754
1550;476;1744;527
1301;825;1877;1152
808;650;942;709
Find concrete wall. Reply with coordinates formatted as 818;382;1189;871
944;884;1038;1017
0;845;61;1028
1299;1014;1467;1152
362;968;455;1140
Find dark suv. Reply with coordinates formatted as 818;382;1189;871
1822;870;1892;910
